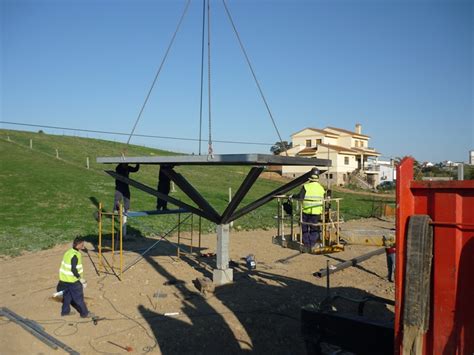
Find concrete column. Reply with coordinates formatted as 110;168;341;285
457;164;464;181
213;224;233;285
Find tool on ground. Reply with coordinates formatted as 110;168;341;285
146;294;157;310
92;315;105;325
153;290;167;298
164;312;180;317
245;254;256;270
107;340;133;352
0;307;79;355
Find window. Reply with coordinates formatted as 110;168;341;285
316;139;322;144
355;140;359;147
360;141;364;147
306;139;311;147
344;157;349;165
329;173;333;179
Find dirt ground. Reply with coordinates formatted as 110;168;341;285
0;218;395;354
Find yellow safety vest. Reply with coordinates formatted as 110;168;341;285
302;182;325;215
59;248;83;283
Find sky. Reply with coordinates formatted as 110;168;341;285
1;0;473;162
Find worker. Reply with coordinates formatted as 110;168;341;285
299;170;325;248
57;237;91;317
383;236;396;282
156;165;172;211
114;163;140;214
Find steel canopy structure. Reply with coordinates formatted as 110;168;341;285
98;154;330;225
97;153;330;167
98;154;330;285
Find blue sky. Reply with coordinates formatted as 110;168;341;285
1;0;473;162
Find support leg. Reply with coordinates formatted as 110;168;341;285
213;224;233;285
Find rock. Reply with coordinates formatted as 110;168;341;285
193;277;215;296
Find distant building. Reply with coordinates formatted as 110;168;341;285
442;160;460;167
281;124;384;186
470;150;474;165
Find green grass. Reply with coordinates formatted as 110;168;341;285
0;129;394;256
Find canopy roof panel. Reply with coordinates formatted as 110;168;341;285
97;154;331;167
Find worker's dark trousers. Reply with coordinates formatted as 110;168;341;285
114;190;130;213
60;281;89;317
302;213;321;247
156;182;171;210
386;252;396;282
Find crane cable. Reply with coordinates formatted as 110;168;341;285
125;0;192;151
207;0;213;156
222;0;288;156
198;0;207;155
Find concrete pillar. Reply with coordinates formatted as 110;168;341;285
213;224;233;285
457;164;464;181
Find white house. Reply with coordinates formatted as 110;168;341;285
281;124;382;186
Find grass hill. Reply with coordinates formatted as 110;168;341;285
0;129;394;256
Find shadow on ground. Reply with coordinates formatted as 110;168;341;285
82;196;394;354
137;250;394;354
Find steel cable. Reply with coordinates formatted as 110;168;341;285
222;0;288;156
198;0;207;155
126;0;192;148
207;0;213;155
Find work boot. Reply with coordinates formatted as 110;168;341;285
61;311;76;316
81;312;96;319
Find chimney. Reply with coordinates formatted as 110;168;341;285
355;123;362;134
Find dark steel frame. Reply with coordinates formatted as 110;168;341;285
106;166;320;225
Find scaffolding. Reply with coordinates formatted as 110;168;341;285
272;194;344;254
97;202;124;278
97;203;202;279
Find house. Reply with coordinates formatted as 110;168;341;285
281;124;382;186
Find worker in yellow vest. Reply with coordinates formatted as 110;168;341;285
56;237;91;317
299;171;325;248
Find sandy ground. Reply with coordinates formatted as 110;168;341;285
0;218;395;354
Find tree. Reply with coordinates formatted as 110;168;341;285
270;141;292;155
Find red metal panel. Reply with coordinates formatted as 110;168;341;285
395;157;414;354
396;158;474;355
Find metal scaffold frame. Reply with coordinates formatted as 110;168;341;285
272;194;344;254
97;202;124;279
97;202;203;280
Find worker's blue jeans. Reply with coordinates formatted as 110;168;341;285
302;213;321;248
60;281;89;317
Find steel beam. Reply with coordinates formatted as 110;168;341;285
314;248;385;278
221;166;264;224
97;153;332;166
0;307;79;355
105;171;219;223
227;168;316;223
161;167;221;223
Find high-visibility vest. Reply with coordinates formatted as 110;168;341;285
59;248;83;283
302;182;325;215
